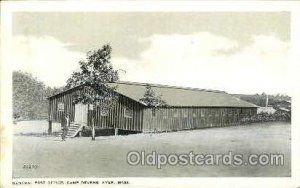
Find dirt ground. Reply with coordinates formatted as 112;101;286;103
13;121;291;177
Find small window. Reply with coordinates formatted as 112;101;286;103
100;108;109;116
183;111;188;118
173;109;178;117
152;109;156;117
222;110;226;116
192;112;197;118
58;102;64;112
228;109;233;116
162;110;167;119
124;106;133;118
201;110;205;117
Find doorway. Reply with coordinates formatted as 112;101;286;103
74;103;88;126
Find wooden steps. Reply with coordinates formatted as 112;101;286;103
66;123;83;138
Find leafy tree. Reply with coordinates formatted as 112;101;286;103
13;71;64;121
139;85;167;107
66;44;119;140
233;93;291;107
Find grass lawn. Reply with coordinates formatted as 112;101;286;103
13;121;291;177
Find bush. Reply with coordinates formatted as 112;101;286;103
241;112;291;124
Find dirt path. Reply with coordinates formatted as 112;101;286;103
13;121;291;177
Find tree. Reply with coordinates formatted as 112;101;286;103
66;44;119;140
13;71;64;121
139;85;167;107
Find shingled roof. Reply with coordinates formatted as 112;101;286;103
48;81;258;108
110;81;258;108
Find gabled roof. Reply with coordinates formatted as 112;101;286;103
48;81;258;108
109;81;258;108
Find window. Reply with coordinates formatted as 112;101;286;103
162;110;167;119
173;109;178;117
201;110;205;117
152;109;156;117
183;111;188;118
124;106;133;118
58;102;64;112
100;108;109;116
211;109;215;116
228;109;233;116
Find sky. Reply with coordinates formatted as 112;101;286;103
12;12;291;95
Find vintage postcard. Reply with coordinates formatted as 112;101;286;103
1;1;300;188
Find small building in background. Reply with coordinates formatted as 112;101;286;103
274;100;291;112
257;107;276;114
274;100;291;118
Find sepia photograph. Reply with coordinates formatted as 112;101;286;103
1;1;300;188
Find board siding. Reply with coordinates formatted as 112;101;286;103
142;107;257;133
48;88;144;132
48;87;257;134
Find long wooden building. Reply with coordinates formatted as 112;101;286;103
48;81;258;136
